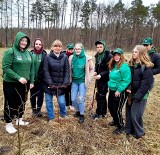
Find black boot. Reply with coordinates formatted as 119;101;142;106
37;108;42;117
79;115;84;124
74;111;80;118
32;109;38;117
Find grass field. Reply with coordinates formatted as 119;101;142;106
0;49;160;155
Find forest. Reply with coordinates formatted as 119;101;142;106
0;0;160;50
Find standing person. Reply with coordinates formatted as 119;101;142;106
125;45;154;139
2;31;34;134
91;40;112;120
64;43;75;110
108;48;131;134
69;42;94;124
43;39;70;121
30;38;47;117
142;37;160;75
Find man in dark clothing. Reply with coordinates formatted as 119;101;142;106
91;40;112;120
142;37;160;75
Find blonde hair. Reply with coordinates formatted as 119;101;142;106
108;54;125;70
75;42;83;48
129;45;154;67
51;39;63;49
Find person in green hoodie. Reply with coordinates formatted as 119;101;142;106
30;38;47;117
142;37;160;75
108;48;131;135
2;31;34;134
69;42;94;124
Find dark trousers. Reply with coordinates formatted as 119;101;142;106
3;81;29;123
65;84;72;106
125;99;146;137
108;90;127;128
95;85;107;116
30;82;44;112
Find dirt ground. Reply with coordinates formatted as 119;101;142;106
0;50;160;155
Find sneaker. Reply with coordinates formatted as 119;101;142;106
91;114;100;120
6;122;17;134
16;118;29;126
69;106;75;111
74;111;80;118
112;127;124;135
60;115;69;119
79;115;84;124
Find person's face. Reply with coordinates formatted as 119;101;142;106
19;38;28;50
35;40;42;50
74;45;82;55
113;53;121;62
96;44;104;53
68;48;74;53
132;47;139;60
52;45;62;54
143;44;152;51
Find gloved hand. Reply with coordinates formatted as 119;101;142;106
48;85;57;89
59;85;68;88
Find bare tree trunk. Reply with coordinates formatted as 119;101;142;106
11;0;13;44
5;1;8;47
22;0;25;28
28;0;30;29
17;0;20;30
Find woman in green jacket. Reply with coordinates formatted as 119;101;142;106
108;48;131;135
2;32;34;134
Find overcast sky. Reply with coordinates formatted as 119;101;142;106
96;0;160;6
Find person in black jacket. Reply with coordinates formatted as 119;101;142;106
125;45;154;139
30;38;47;117
91;40;112;120
142;37;160;75
64;43;75;110
43;40;70;121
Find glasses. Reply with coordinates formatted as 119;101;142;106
75;48;81;50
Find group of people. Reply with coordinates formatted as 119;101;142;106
2;31;160;140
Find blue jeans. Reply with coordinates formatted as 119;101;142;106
71;82;86;115
45;93;66;120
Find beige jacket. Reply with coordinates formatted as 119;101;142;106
69;54;94;87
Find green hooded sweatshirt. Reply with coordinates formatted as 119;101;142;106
148;47;156;54
108;62;131;93
71;45;86;83
2;31;34;83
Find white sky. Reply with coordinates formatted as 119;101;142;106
96;0;160;7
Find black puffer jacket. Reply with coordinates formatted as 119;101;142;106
95;50;112;90
130;65;153;101
149;50;160;75
43;51;70;95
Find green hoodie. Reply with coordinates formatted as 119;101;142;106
71;45;86;83
148;47;156;54
2;31;34;83
108;62;131;93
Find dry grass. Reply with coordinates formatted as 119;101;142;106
0;49;160;155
